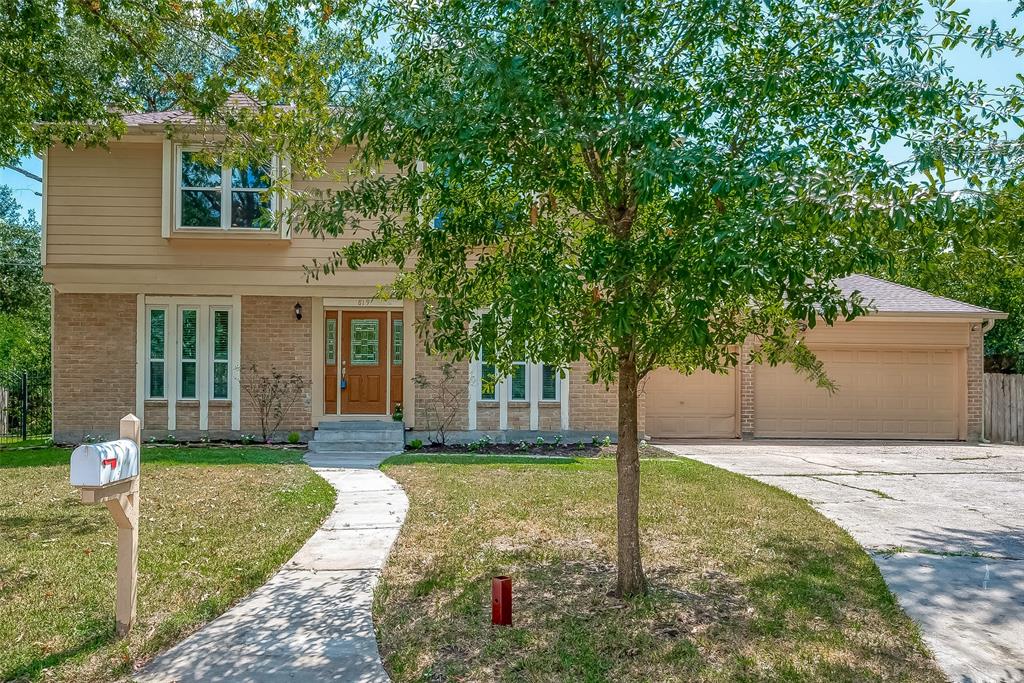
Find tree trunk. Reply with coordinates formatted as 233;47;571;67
615;352;647;597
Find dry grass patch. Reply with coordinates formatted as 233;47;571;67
0;446;335;682
375;453;944;682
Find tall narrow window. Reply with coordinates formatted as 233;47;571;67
480;352;497;401
147;308;166;398
541;364;561;401
392;319;404;365
510;361;528;401
180;308;198;399
211;309;230;399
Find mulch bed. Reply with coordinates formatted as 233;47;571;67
408;441;604;457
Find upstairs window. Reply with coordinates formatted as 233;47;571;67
177;148;274;230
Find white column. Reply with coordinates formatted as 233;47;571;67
529;363;541;430
135;295;145;428
468;358;479;430
498;374;509;430
559;370;569;430
230;295;242;431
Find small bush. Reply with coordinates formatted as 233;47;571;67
408;438;424;450
287;431;301;444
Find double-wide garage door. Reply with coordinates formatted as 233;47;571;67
754;348;960;439
644;346;962;440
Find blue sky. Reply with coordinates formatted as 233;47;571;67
2;0;1021;219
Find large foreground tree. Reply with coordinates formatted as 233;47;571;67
272;0;1022;596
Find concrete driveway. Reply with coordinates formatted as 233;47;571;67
658;441;1024;683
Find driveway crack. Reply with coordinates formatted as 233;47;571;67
809;476;899;500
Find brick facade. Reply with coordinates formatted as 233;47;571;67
240;296;314;433
53;293;138;443
52;293;987;443
967;324;984;441
739;339;756;437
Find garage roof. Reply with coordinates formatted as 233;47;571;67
836;274;1006;319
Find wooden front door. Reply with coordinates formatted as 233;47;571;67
340;311;388;414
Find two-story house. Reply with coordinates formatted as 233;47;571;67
43;108;1005;444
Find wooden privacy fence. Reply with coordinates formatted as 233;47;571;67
984;373;1024;444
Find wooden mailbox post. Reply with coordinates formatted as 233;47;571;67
70;414;141;637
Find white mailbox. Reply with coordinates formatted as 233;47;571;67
70;439;140;487
70;414;142;637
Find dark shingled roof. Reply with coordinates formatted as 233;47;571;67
121;93;261;127
835;274;1006;318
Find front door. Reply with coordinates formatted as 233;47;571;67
340;311;388;414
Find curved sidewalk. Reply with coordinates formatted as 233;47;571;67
136;455;407;683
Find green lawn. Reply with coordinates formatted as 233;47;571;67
376;453;944;683
0;445;335;682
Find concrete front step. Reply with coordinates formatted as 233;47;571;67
313;429;406;443
317;420;404;431
304;452;401;469
309;440;404;453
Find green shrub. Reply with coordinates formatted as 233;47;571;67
408;438;424;450
287;431;301;444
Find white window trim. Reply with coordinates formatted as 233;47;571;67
470;357;569;431
145;306;168;400
209;307;232;401
169;143;285;235
178;307;199;401
138;296;240;432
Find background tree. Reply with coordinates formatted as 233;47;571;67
881;183;1024;370
0;186;48;370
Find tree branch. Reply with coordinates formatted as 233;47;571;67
4;165;42;183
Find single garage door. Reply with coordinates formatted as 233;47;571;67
644;367;737;438
755;348;960;439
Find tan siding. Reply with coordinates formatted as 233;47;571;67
45;142;404;290
800;319;968;347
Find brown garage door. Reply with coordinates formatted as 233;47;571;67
755;348;960;439
644;367;737;438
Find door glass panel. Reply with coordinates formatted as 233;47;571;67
325;318;337;365
392;319;403;366
351;319;379;365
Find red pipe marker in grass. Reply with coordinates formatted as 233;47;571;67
491;576;512;626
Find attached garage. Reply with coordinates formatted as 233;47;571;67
643;275;1005;442
754;347;961;439
644;367;737;438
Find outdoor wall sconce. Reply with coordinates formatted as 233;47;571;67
294;302;303;321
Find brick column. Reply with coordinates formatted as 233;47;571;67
739;339;756;439
967;324;984;441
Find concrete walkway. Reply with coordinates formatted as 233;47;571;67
659;441;1024;683
136;454;407;682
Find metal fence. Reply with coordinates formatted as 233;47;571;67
984;372;1024;445
0;368;52;445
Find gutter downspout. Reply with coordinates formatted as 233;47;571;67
980;319;996;442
